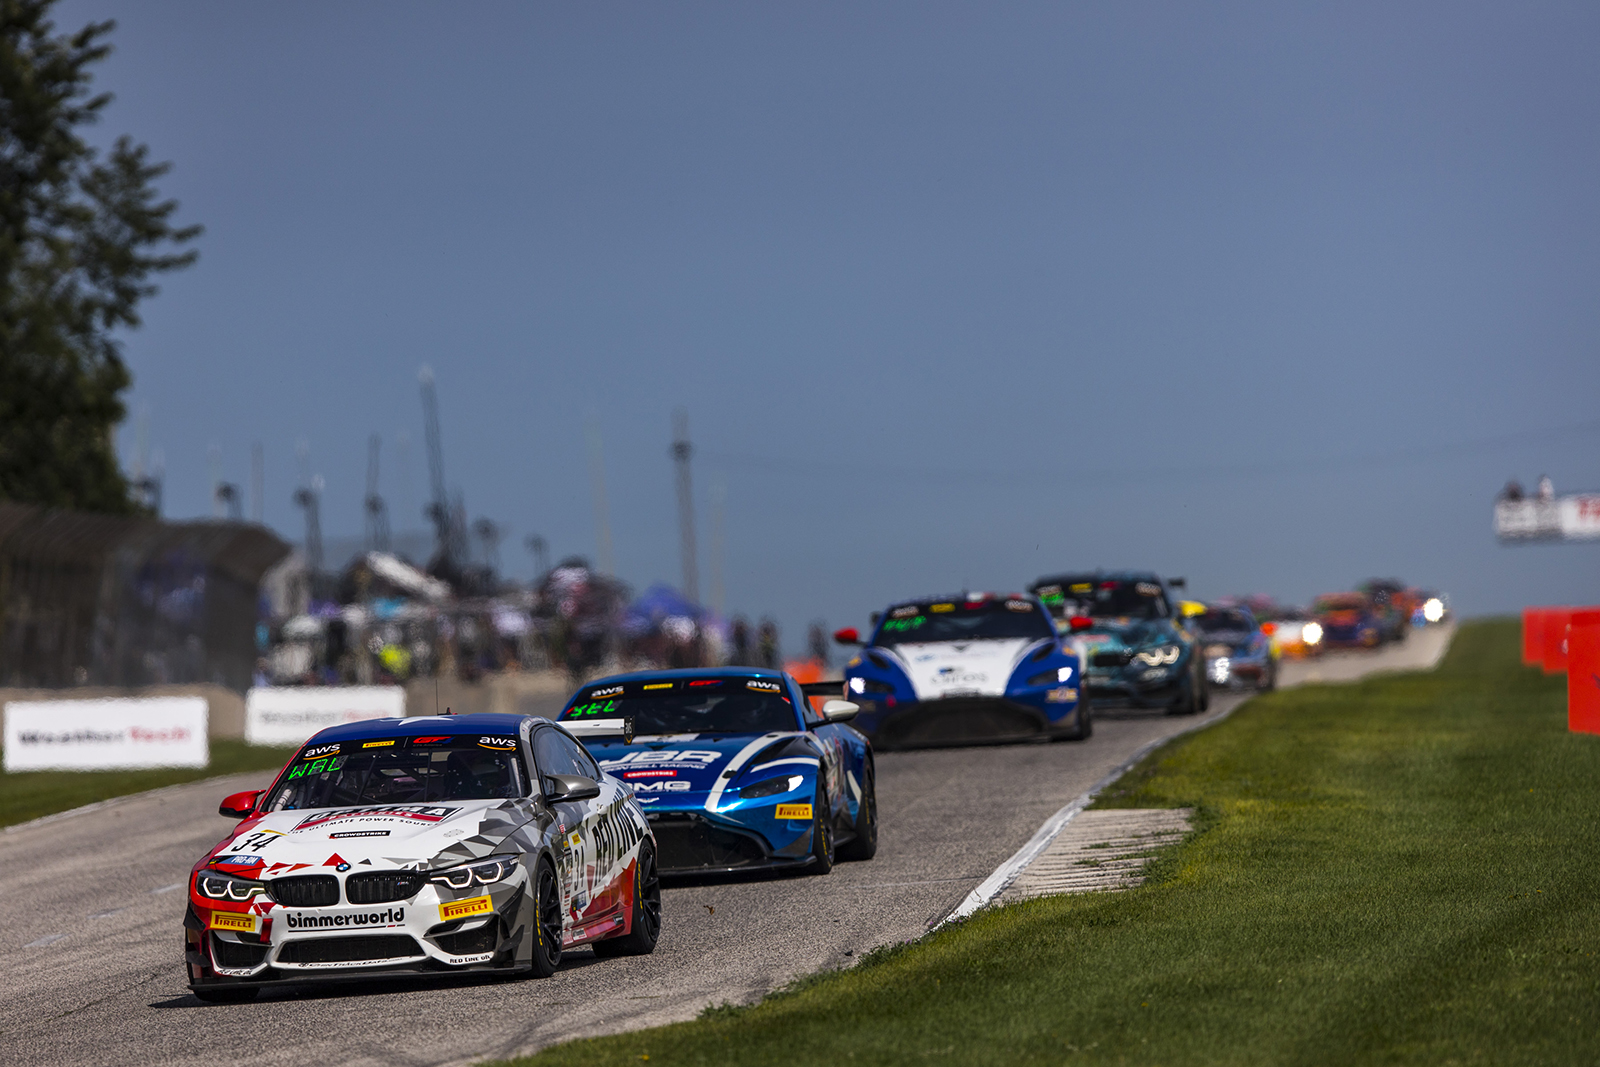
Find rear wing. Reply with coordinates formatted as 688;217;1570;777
561;717;635;745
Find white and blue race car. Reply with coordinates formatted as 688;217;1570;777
834;592;1088;748
558;669;876;877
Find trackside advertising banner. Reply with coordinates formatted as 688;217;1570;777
3;697;209;772
245;686;405;747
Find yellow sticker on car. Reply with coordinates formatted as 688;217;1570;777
775;803;813;821
929;603;955;613
439;895;494;922
209;910;258;933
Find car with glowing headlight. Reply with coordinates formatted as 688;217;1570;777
1313;592;1384;648
558;668;875;877
834;592;1088;748
1031;572;1207;714
184;713;659;1001
1409;589;1450;627
1193;605;1278;690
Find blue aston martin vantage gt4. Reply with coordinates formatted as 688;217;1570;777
558;669;876;877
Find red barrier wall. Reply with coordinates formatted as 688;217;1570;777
1543;608;1574;675
1568;610;1600;736
1522;608;1545;667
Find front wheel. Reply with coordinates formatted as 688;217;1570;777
593;840;661;957
837;763;877;861
808;783;835;875
526;858;564;978
1057;690;1093;741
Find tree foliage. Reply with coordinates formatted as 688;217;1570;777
0;0;199;514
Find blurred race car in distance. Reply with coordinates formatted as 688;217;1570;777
835;592;1088;747
1032;572;1207;715
1193;605;1278;689
1261;608;1324;658
1313;592;1384;648
1359;579;1414;643
559;668;875;876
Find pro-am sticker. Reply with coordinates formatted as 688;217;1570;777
477;736;518;751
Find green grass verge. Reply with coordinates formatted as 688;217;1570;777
496;620;1600;1066
0;740;296;829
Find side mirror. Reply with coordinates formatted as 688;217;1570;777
820;699;860;723
833;627;862;646
219;790;262;819
545;774;601;802
1068;615;1093;632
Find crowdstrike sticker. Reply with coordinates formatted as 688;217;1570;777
293;805;458;831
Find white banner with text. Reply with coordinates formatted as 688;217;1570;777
3;697;209;772
244;686;406;747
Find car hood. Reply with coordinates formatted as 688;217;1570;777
1079;618;1167;649
206;799;528;876
879;638;1041;700
585;732;814;804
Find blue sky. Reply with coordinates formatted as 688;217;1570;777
58;0;1600;644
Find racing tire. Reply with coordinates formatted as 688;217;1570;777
1168;674;1200;716
1261;661;1278;691
592;841;662;957
191;986;259;1004
808;783;835;875
837;762;878;862
526;858;564;978
1066;691;1093;741
1198;668;1211;712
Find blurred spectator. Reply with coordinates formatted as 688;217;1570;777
1537;474;1555;501
730;616;751;666
807;622;828;668
1500;479;1524;502
757;618;780;670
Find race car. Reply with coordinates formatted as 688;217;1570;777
558;668;875;876
1313;592;1384;648
1193;605;1278;690
1031;572;1207;715
833;592;1088;748
1410;589;1450;627
1259;608;1324;658
184;713;658;1002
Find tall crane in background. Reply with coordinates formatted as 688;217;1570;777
294;477;324;574
672;407;699;605
364;434;391;553
419;366;465;580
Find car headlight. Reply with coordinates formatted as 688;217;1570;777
1423;598;1444;623
848;676;894;695
1025;665;1074;686
429;856;518;890
1302;622;1323;645
197;870;267;902
1132;644;1181;667
739;774;805;799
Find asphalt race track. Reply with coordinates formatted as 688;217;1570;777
0;628;1451;1067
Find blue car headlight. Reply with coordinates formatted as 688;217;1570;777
739;774;805;799
1024;665;1075;687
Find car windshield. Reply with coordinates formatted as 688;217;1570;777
1034;578;1169;620
561;677;799;735
1196;610;1254;633
261;736;528;811
871;599;1053;647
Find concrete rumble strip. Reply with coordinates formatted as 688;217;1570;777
998;808;1194;902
